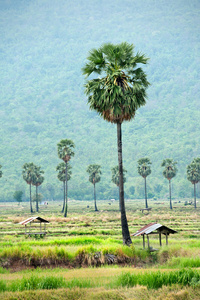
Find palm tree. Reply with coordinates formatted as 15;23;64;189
137;158;152;209
56;162;72;213
187;159;200;209
86;164;101;211
22;162;36;213
111;165;127;211
32;166;44;213
57;139;75;217
83;42;149;245
161;159;178;210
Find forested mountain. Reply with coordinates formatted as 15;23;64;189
0;0;199;202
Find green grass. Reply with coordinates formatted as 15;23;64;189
117;269;200;289
1;269;200;293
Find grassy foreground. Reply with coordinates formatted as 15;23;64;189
0;200;200;299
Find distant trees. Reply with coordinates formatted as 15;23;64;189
111;165;127;211
57;139;75;217
22;163;44;213
83;42;149;245
22;162;36;213
187;158;200;209
161;159;178;210
137;158;151;208
0;165;2;179
32;165;45;213
56;162;72;213
87;164;101;211
13;190;23;205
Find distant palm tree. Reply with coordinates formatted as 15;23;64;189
83;42;149;245
187;159;200;209
111;165;127;211
87;164;101;211
161;159;178;210
0;165;2;178
57;139;75;217
32;166;44;212
22;162;36;213
56;162;72;213
137;158;152;208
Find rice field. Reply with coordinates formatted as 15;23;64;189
0;199;200;299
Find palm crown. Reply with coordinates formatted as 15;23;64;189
161;159;178;180
87;164;101;185
57;139;75;162
32;166;44;187
111;165;127;186
56;162;72;182
187;162;200;184
22;162;37;184
137;158;151;178
83;42;149;124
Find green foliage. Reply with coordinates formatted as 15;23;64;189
137;158;151;178
32;166;45;187
57;139;75;162
87;164;101;185
187;159;200;184
83;42;149;124
13;190;23;203
161;159;178;180
111;166;127;186
56;162;72;182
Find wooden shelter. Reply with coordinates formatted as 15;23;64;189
19;216;49;236
132;222;177;250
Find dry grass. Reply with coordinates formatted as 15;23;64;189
1;286;200;300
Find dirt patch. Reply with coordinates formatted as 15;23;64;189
1;253;146;272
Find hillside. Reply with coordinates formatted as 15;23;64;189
0;0;200;201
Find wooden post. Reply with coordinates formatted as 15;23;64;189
143;234;145;249
166;234;168;246
147;235;150;249
40;222;41;234
159;232;162;246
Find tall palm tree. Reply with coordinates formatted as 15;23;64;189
83;42;149;245
56;162;72;213
22;162;36;213
86;164;101;211
111;165;127;211
32;165;44;213
57;139;75;217
137;158;152;209
187;159;200;209
161;159;178;210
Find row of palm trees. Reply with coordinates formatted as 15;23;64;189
137;157;200;210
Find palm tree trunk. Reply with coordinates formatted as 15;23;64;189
169;179;172;210
117;122;132;246
94;183;98;211
62;181;65;213
29;184;33;213
36;185;39;213
194;183;196;209
64;162;68;217
144;177;148;208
